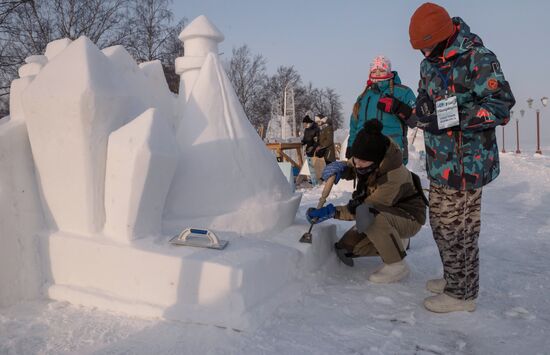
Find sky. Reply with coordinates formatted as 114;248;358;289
172;0;550;149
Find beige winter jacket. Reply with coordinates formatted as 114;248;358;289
317;124;336;162
335;141;426;224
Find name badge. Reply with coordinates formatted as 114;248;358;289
436;96;459;130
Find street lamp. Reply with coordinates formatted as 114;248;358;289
513;110;521;154
501;118;506;153
535;108;542;155
527;97;534;109
529;97;548;155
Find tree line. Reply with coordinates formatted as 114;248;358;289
0;0;184;116
224;44;344;132
1;1;344;132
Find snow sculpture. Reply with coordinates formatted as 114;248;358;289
45;38;72;61
0;15;321;330
0;119;44;307
139;60;178;129
104;108;179;242
22;37;151;234
165;17;301;234
175;15;224;104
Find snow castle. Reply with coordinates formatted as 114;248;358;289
0;15;335;330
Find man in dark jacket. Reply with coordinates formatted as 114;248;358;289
408;3;515;313
301;115;320;185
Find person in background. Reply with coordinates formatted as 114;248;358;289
308;120;426;283
315;114;336;165
408;2;515;313
301;115;320;186
347;55;416;165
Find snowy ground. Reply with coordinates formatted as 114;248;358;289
2;152;550;355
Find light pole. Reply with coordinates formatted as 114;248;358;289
501;121;506;153
528;97;548;154
542;97;549;154
536;109;542;155
515;109;522;154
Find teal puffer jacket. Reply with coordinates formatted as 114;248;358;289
348;72;416;165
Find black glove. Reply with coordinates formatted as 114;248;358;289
347;189;367;215
345;148;352;159
377;95;413;122
346;198;363;215
414;90;445;135
416;90;435;118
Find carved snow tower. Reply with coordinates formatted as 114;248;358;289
164;15;301;234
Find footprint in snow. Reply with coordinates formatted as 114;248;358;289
374;296;394;305
504;307;536;320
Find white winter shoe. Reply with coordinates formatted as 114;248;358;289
426;278;446;294
423;293;476;313
368;260;409;283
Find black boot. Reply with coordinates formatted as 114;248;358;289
335;243;356;267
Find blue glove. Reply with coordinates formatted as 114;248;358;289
321;161;348;183
306;204;336;224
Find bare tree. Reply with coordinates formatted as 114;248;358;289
0;0;31;26
0;0;187;115
124;0;185;93
225;45;267;126
324;87;344;129
0;0;135;116
124;0;182;62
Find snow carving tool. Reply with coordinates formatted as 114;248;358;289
299;174;336;244
169;228;228;250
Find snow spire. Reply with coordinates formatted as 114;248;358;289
175;15;224;103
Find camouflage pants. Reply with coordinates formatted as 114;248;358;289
429;183;482;300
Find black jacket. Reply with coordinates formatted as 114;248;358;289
301;123;320;157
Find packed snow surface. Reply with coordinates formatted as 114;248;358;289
2;152;549;354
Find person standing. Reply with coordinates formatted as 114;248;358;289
301;115;320;186
347;55;416;165
408;2;515;312
315;114;336;164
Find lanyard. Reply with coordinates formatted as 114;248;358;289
430;53;464;96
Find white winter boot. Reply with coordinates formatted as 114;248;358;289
368;260;409;283
423;293;476;313
426;278;446;294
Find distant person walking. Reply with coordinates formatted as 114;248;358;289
301;115;320;186
347;55;416;165
408;2;515;313
314;114;336;164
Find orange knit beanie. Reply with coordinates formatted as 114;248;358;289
409;3;454;49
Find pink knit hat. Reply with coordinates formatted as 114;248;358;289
369;55;393;81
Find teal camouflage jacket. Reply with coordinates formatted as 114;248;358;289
418;17;515;190
348;72;416;165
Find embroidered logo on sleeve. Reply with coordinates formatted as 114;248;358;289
487;78;499;90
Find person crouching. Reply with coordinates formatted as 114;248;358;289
307;120;427;283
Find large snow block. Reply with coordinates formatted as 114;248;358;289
44;38;72;61
41;223;339;330
104;109;179;242
103;46;177;133
0;118;45;307
165;53;300;234
139;60;178;129
9;76;34;122
22;36;148;234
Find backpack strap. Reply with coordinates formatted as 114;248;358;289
398;172;429;206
